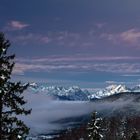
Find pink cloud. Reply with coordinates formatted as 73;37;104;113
13;61;140;75
100;33;118;44
16;56;140;63
7;20;30;30
101;28;140;46
13;63;78;74
13;56;140;75
120;29;140;43
95;23;106;29
11;31;80;46
41;36;51;44
11;33;51;45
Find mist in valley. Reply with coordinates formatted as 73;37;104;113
21;91;140;136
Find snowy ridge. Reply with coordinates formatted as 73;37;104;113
29;84;90;101
29;83;140;101
89;84;130;99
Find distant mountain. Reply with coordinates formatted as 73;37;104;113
29;83;140;101
89;84;130;99
29;84;90;101
131;85;140;92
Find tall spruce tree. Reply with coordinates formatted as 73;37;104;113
87;112;103;140
0;33;31;139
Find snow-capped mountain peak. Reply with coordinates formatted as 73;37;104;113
29;83;140;101
29;84;90;101
90;84;130;99
106;84;129;94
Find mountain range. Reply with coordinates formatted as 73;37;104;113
29;83;140;101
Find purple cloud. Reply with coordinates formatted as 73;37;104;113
11;33;51;45
6;20;30;31
101;28;140;46
13;56;140;75
120;29;140;44
16;56;140;63
95;22;106;29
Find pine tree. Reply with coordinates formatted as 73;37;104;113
130;129;140;140
117;117;127;140
0;33;31;139
87;112;103;140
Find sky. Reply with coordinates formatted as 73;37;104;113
1;0;140;88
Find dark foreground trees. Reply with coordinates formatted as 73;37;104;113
53;115;140;140
0;33;31;139
87;112;103;140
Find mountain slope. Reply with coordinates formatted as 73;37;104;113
29;83;140;101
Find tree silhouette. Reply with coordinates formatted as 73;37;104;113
87;112;103;140
130;129;140;140
0;33;31;139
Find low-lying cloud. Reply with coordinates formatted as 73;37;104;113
21;91;140;136
22;92;92;135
